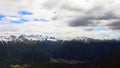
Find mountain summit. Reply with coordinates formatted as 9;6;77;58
0;34;57;42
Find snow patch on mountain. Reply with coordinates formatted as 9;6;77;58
0;34;57;42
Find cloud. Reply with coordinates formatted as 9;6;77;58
107;20;120;30
43;0;62;10
43;0;120;28
0;24;20;32
68;12;119;27
68;17;95;27
0;0;120;39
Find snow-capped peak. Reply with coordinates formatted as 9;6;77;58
0;34;57;42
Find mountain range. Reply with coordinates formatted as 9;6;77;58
0;34;120;68
0;34;57;42
0;34;118;42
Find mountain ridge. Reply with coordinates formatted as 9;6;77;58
0;34;57;42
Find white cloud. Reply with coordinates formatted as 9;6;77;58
0;0;120;39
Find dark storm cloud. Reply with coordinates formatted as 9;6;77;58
94;12;119;20
107;21;120;30
69;12;120;27
69;17;92;27
64;5;120;28
43;0;120;32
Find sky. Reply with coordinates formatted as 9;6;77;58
0;0;120;39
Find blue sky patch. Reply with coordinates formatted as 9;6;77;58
95;27;107;31
20;19;29;22
34;18;49;22
18;10;33;15
0;14;5;20
10;19;29;24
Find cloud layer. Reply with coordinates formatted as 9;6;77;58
0;0;120;39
